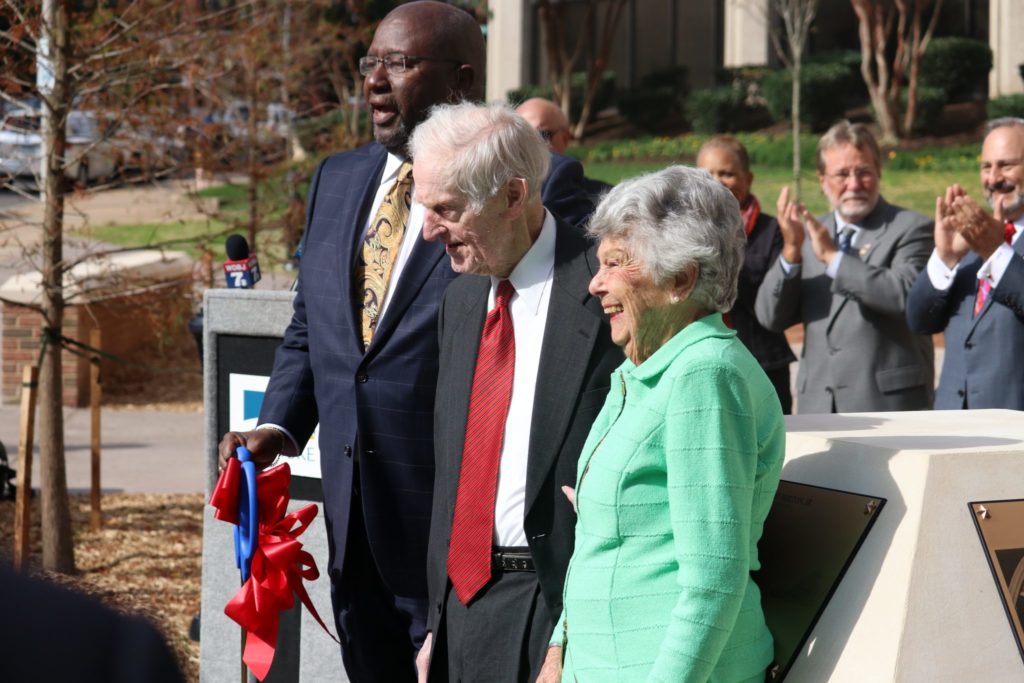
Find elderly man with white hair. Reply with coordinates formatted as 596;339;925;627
412;101;623;682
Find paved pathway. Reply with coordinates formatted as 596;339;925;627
1;405;204;495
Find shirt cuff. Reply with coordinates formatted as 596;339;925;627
255;423;300;456
779;257;801;279
926;249;958;291
979;242;1015;288
825;251;843;279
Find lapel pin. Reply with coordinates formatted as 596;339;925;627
858;243;872;259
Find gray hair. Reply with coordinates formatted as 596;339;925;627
587;165;746;313
986;117;1024;134
409;101;550;210
816;120;882;174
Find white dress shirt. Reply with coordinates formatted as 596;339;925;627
492;210;557;547
925;218;1023;291
261;152;425;455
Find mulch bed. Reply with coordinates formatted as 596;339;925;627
0;493;204;682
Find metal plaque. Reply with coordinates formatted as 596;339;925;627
969;499;1024;664
753;480;886;681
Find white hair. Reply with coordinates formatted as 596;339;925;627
409;101;550;210
587;165;746;313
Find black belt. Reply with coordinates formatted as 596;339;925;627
492;546;534;572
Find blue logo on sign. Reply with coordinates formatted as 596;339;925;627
243;390;264;421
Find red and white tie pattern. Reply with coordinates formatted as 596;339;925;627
448;280;516;605
974;222;1016;317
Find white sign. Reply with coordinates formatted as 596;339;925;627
228;373;322;480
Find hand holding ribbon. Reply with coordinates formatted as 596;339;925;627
210;459;338;681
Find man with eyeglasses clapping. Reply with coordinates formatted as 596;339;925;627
754;120;935;413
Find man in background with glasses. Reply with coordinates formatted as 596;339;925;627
217;2;594;680
755;120;935;413
516;97;611;204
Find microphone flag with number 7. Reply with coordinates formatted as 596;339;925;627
210;459;337;681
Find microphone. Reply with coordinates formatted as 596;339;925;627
223;234;262;289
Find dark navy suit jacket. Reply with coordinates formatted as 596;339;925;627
259;142;595;598
906;237;1024;409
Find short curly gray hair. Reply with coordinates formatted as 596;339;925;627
587;165;746;313
409;101;550;211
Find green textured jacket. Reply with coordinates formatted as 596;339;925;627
554;313;785;682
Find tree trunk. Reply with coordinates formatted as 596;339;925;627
792;58;803;201
39;0;76;574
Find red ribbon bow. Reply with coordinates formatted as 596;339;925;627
210;459;337;681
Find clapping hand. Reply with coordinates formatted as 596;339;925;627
948;191;1007;262
935;184;972;268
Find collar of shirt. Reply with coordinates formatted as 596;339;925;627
381;152;409;184
833;212;862;241
1011;218;1024;246
488;209;557;315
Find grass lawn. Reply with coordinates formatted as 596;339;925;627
82;219;232;260
588;161;982;219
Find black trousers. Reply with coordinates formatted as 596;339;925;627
442;569;553;683
331;496;428;683
765;364;793;415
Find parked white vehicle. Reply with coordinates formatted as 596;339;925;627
0;110;119;186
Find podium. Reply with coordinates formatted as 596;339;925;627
198;289;345;683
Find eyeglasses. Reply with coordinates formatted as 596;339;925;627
826;167;878;183
537;129;555;142
358;53;461;77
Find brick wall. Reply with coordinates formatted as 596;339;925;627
2;282;193;406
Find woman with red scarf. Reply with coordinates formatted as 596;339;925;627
698;136;796;413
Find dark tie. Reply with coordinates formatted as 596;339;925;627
448;280;516;604
973;221;1016;317
838;226;855;254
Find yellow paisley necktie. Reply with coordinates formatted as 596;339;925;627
355;161;413;349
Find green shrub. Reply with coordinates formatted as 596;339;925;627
507;71;617;120
640;66;689;95
762;63;857;131
685;86;747;134
904;86;947;136
988;94;1024;120
919;37;992;103
569;132;819;170
807;49;868;106
618;86;681;132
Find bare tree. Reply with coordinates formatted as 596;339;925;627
37;0;76;574
766;0;820;201
535;0;627;140
850;0;943;143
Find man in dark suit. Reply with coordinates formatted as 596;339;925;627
755;121;934;413
409;102;622;682
906;117;1024;409
516;96;612;204
217;3;596;681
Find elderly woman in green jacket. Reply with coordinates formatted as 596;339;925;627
540;165;785;682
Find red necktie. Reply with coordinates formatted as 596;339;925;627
973;222;1016;317
448;280;516;604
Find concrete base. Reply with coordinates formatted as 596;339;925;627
781;409;1024;682
199;289;346;682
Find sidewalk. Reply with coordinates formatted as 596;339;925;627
0;405;205;495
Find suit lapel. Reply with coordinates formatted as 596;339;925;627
524;223;602;513
339;145;388;350
825;200;891;334
444;279;489;516
967;235;1024;333
366;234;447;355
